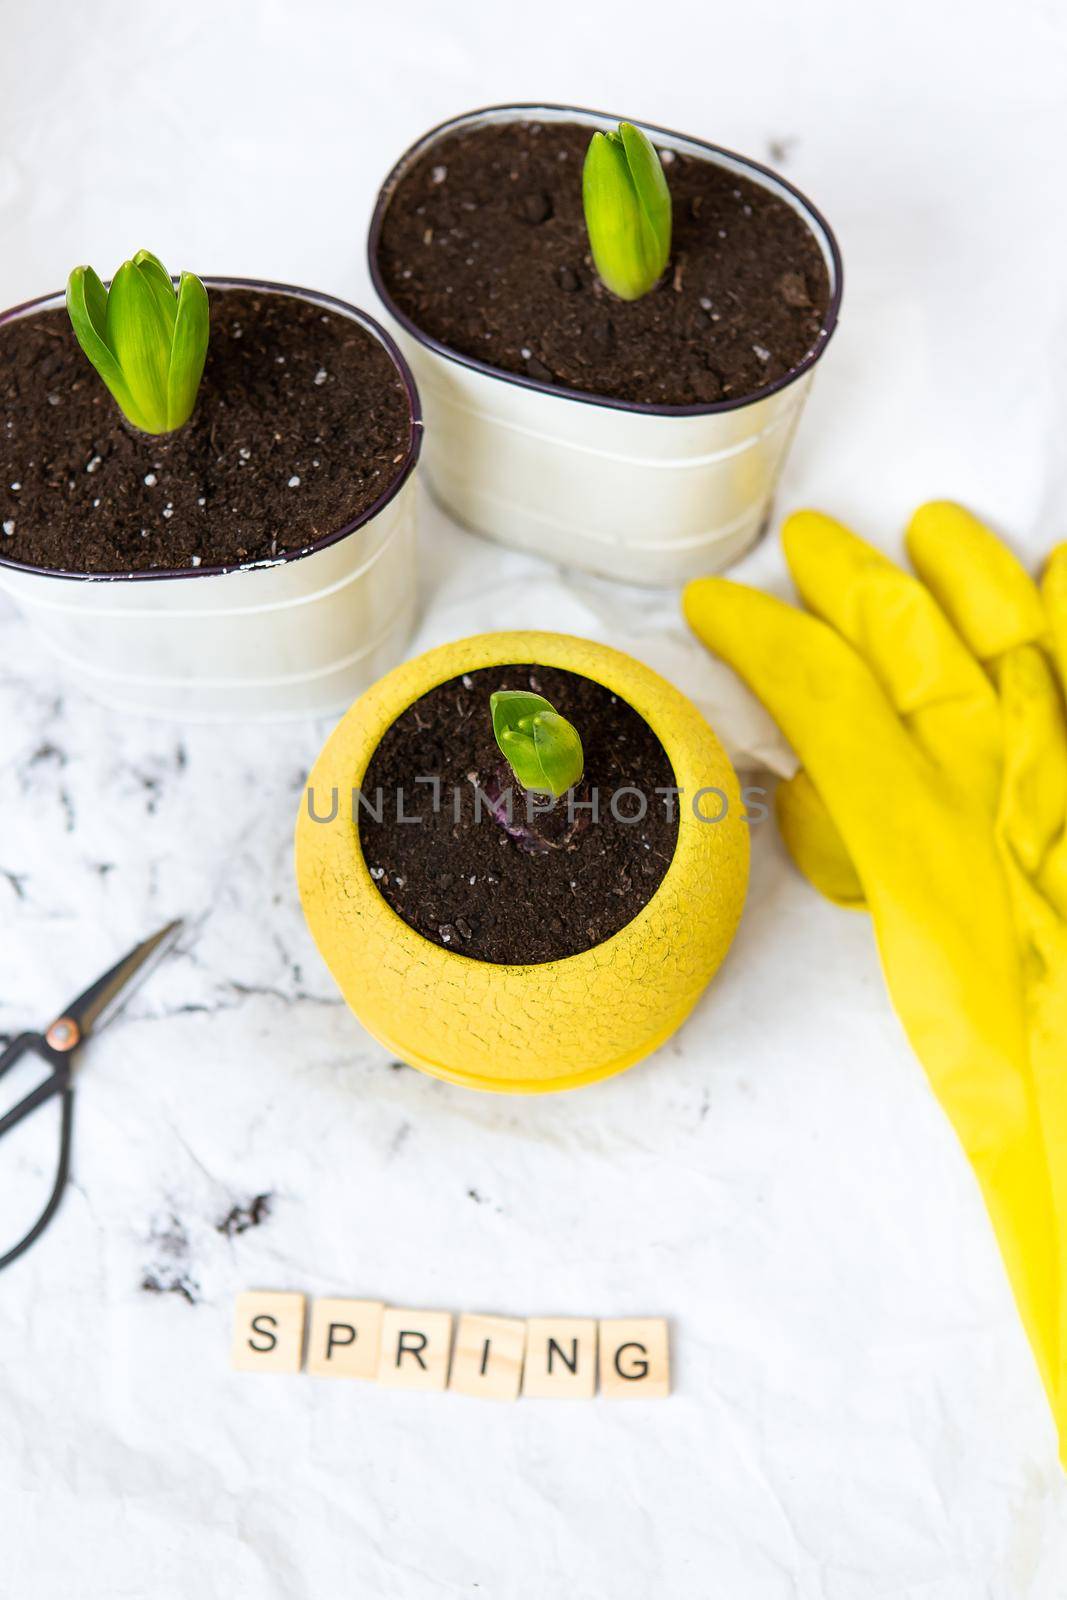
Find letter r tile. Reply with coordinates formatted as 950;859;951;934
376;1308;453;1390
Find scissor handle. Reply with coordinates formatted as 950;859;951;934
0;1083;74;1273
0;1032;75;1272
0;1033;71;1140
0;1033;43;1078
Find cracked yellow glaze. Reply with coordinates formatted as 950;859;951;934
295;632;749;1093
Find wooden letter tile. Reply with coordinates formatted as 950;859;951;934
230;1291;306;1374
376;1308;453;1391
599;1319;671;1399
522;1318;597;1398
449;1313;526;1400
306;1298;384;1379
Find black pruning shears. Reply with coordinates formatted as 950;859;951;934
0;919;183;1271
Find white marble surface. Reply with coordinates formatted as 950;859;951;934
3;1;1067;1595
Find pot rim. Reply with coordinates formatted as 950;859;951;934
0;278;424;585
309;629;742;971
368;101;844;420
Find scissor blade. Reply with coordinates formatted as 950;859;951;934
57;919;185;1041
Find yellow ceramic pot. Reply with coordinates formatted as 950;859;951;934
295;631;748;1093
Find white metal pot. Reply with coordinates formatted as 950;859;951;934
369;104;843;587
0;281;423;721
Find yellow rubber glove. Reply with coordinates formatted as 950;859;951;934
684;501;1067;1460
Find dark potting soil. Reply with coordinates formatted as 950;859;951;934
358;665;680;965
0;287;412;575
377;119;832;407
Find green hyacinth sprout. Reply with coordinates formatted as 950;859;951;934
490;690;585;799
582;121;672;302
66;251;209;434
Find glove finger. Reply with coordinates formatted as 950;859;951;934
683;576;919;811
996;645;1067;918
996;846;1067;1443
907;501;1046;662
1041;544;1067;698
683;577;977;897
782;510;1001;809
1039;550;1067;914
991;613;1067;1446
775;770;867;908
